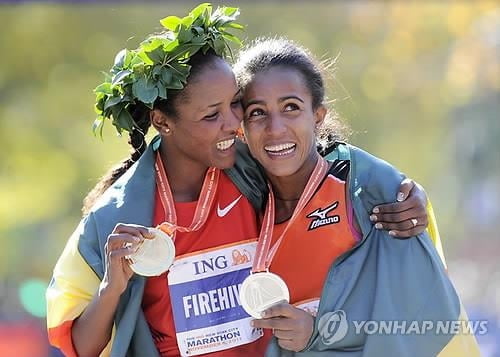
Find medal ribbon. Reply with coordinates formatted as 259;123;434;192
154;152;220;239
252;155;328;273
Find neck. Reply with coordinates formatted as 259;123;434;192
268;151;321;222
159;143;208;202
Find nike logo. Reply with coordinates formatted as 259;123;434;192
217;195;242;217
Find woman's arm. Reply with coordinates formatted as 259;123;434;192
370;178;429;238
47;222;151;357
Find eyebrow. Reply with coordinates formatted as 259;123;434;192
205;89;242;109
245;95;304;107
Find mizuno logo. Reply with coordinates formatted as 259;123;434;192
217;195;242;217
306;201;340;230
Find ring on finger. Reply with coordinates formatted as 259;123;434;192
411;218;418;227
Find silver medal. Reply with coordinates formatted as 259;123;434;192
129;227;175;276
240;272;290;319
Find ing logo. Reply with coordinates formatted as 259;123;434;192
306;201;340;230
232;249;251;265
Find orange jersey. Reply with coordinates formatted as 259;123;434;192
142;171;269;357
269;162;360;311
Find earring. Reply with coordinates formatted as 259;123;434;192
164;128;171;134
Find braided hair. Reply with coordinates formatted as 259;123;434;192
82;103;150;215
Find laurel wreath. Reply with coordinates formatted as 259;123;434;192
93;3;244;137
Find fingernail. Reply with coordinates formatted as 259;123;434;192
250;320;255;327
372;207;379;214
375;223;383;229
261;311;268;318
397;192;405;202
369;215;377;222
389;230;396;236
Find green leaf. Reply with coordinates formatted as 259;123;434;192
132;77;158;105
192;17;205;28
190;3;211;20
222;32;242;46
92;115;105;138
160;16;181;31
181;15;194;28
152;65;162;78
161;68;172;84
211;37;226;56
129;54;143;67
95;94;105;113
214;16;240;28
104;95;123;110
225;22;244;30
111;69;132;85
167;62;190;83
94;82;113;95
223;7;239;17
157;84;167;99
141;37;164;52
170;62;190;75
203;7;212;27
137;50;154;65
165;78;183;90
177;25;194;43
192;26;205;36
164;39;179;52
115;108;135;133
146;47;165;63
191;34;207;45
113;49;128;69
167;44;202;63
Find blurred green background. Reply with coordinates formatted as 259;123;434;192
0;1;499;356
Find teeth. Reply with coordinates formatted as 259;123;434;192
216;138;235;151
264;143;295;152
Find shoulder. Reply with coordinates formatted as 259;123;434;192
347;144;405;206
348;145;403;183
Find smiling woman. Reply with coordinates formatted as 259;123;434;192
234;37;480;356
46;5;273;357
242;66;324;187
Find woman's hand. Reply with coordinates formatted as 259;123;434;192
100;223;153;296
370;178;429;238
251;303;314;352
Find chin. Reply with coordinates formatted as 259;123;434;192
263;164;299;178
212;157;236;170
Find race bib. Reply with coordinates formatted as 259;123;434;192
168;240;263;356
295;298;320;317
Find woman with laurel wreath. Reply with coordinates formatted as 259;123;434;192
46;4;431;357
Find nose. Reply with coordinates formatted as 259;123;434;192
222;106;242;133
265;113;287;137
